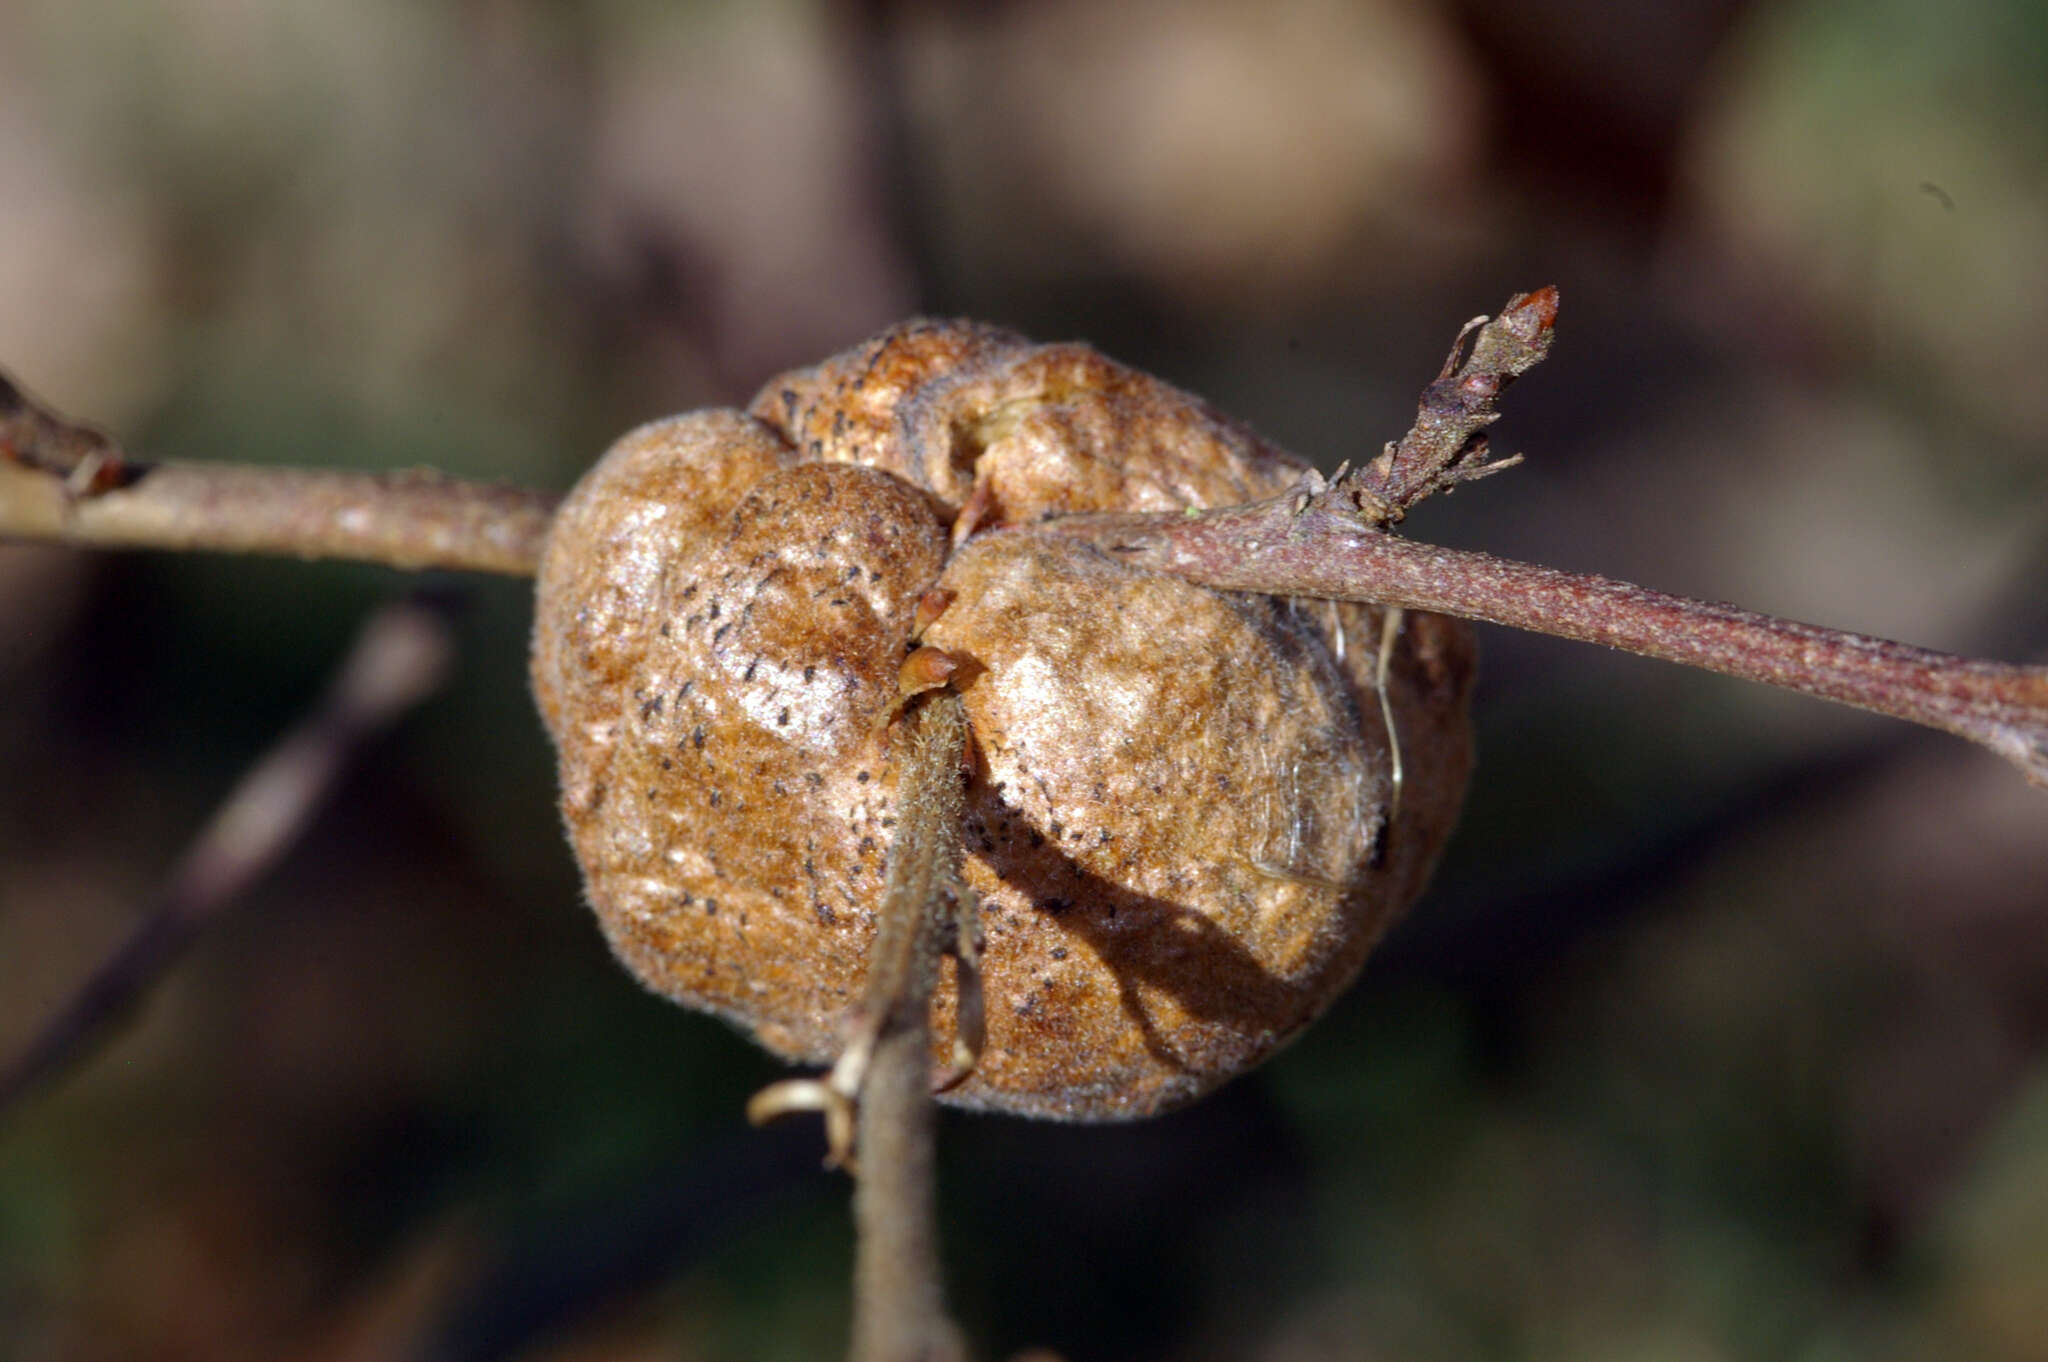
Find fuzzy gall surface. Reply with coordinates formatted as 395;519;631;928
533;320;1475;1118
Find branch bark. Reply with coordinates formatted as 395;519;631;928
1035;496;2048;788
746;687;972;1362
9;291;2046;794
2;371;555;575
847;689;972;1362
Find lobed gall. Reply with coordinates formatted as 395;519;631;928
531;320;1476;1119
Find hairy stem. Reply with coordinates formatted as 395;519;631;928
3;371;554;574
851;689;970;1362
1037;498;2048;788
0;458;556;575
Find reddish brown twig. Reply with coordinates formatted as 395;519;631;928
1038;497;2048;788
1347;285;1555;522
11;294;2046;795
2;371;555;575
0;599;455;1119
1034;288;2048;790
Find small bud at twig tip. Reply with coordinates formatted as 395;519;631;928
1502;286;1560;340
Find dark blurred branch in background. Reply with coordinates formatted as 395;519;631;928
0;597;455;1119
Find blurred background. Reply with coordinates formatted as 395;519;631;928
3;0;2046;1358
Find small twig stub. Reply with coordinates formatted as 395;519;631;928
1349;285;1556;523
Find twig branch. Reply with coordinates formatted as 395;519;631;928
748;689;972;1362
1349;285;1555;522
10;292;2046;795
0;598;455;1120
849;690;970;1362
2;371;555;575
1030;288;2048;789
1038;500;2048;787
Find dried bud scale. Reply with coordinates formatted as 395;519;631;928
533;320;1476;1119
